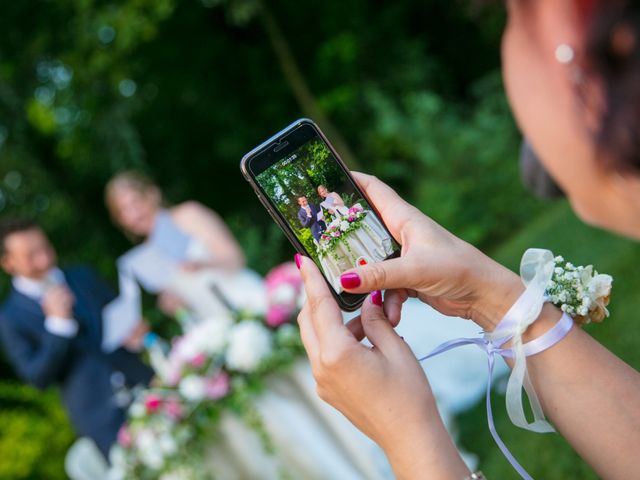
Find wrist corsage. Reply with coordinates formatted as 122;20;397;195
419;248;612;479
545;255;613;326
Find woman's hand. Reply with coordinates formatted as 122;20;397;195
158;291;187;317
297;256;469;479
344;172;524;331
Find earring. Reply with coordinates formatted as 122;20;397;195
555;44;575;64
555;43;586;87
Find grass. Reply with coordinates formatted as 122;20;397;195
456;200;640;479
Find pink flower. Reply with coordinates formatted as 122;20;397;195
144;394;162;414
117;425;132;448
265;263;303;320
204;372;230;400
190;353;207;368
266;304;293;328
164;397;184;420
265;263;301;288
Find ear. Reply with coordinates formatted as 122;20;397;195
0;254;14;276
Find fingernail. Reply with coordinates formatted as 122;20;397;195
340;272;361;289
371;290;383;307
294;253;302;270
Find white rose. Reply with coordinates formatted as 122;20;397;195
271;283;297;305
202;317;233;353
136;429;164;470
182;317;231;358
588;274;613;301
179;375;206;402
226;321;272;373
340;221;350;232
129;402;146;418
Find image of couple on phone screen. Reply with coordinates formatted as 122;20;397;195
256;139;398;293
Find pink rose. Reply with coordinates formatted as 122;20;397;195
204;372;230;400
190;353;207;368
266;304;293;328
144;394;162;414
265;263;300;289
117;425;132;448
164;397;184;420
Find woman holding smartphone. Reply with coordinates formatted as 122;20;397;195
296;1;640;479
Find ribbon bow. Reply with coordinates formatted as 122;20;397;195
418;249;574;479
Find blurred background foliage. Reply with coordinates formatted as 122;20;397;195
0;0;636;478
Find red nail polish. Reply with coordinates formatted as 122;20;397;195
340;272;361;289
371;290;383;306
294;253;302;270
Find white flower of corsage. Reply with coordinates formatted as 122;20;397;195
546;255;613;325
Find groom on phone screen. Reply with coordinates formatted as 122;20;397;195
297;195;326;243
0;218;153;460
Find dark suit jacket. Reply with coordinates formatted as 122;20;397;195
0;266;153;458
298;204;326;242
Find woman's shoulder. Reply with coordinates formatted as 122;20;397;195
170;201;225;232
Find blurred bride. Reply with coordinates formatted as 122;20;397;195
105;171;266;321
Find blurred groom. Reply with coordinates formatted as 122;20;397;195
297;195;326;243
0;218;153;460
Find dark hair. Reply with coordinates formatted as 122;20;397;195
0;218;39;256
586;1;640;172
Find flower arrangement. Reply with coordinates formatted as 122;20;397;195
546;255;613;325
317;205;368;259
108;263;305;480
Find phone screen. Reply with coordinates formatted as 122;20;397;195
245;120;400;303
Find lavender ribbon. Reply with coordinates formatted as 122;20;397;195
418;313;572;479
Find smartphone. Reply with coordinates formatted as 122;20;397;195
240;118;401;311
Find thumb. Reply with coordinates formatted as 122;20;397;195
340;257;408;293
360;291;402;352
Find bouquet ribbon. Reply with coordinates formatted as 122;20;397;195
417;248;574;480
